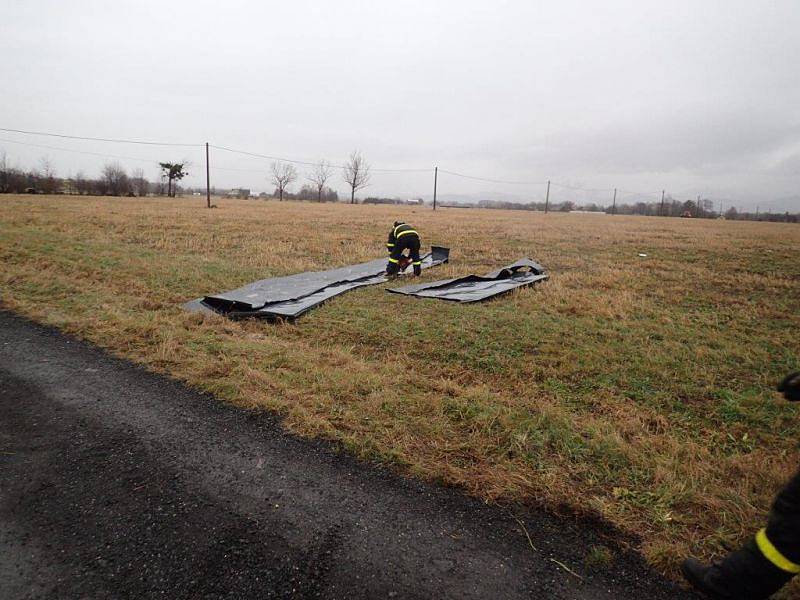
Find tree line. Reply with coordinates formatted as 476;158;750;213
463;197;798;222
0;147;368;203
0;153;188;198
267;184;339;203
2;149;796;221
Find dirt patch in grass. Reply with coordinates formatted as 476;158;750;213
2;194;799;578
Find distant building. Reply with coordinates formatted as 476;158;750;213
226;188;250;199
364;196;424;205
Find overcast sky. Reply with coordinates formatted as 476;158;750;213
2;0;799;208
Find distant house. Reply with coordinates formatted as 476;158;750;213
225;188;250;199
364;196;424;205
60;180;78;195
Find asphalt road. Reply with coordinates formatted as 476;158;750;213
0;310;695;599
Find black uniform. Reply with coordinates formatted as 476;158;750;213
386;221;421;276
682;372;800;599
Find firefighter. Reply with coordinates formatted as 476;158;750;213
386;221;421;277
682;371;800;599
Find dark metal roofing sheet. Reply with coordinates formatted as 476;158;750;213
387;258;547;303
184;246;449;320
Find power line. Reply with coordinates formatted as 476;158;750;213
439;171;662;198
438;169;547;185
617;188;663;199
210;144;432;173
208;164;266;173
0;128;432;173
1;126;691;200
210;145;322;168
0;137;182;165
0;138;211;186
440;170;622;194
0;127;201;147
550;181;614;193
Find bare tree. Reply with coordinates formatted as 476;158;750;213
159;162;188;197
307;160;333;202
0;152;8;193
74;170;90;195
102;162;129;196
39;156;57;194
131;168;149;197
342;150;370;204
270;161;297;201
0;152;24;194
62;172;76;195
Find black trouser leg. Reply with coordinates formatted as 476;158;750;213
696;468;800;599
387;246;403;275
698;538;794;599
766;466;800;565
410;241;421;276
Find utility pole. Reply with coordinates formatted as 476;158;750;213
544;180;550;213
756;205;759;219
205;142;211;209
697;194;701;218
612;188;617;215
660;190;665;216
433;166;438;211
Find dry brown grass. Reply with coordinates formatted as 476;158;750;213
2;194;799;579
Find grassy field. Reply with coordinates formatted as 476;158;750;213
2;194;799;579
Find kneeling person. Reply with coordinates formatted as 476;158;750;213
386;221;421;276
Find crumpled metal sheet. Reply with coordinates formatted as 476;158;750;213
184;246;450;320
387;258;547;303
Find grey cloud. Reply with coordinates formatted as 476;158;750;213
1;0;799;209
500;110;800;176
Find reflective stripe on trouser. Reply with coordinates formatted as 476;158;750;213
693;467;800;599
757;529;800;573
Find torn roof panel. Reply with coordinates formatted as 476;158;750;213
387;258;547;303
185;246;449;320
204;258;388;311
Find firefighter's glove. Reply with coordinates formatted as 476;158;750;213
778;372;800;402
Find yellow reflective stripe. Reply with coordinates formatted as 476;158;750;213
412;261;422;265
393;224;406;237
756;529;800;573
386;243;395;247
396;229;418;238
387;258;399;264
